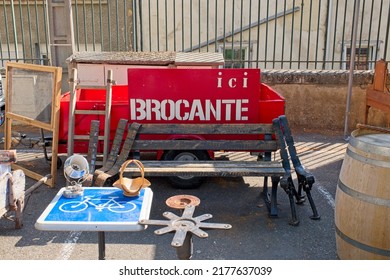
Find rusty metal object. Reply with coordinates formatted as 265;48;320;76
165;194;200;210
140;204;231;259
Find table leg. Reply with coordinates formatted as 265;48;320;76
98;231;106;260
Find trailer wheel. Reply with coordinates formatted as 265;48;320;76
162;150;210;189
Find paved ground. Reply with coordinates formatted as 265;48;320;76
0;128;348;260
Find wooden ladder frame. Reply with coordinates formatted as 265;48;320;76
67;68;114;166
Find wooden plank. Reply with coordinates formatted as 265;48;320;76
136;123;274;135
366;88;390;113
373;60;388;92
132;139;278;151
101;119;128;172
86;120;100;173
93;122;141;186
103;69;114;165
75;110;106;115
122;160;285;177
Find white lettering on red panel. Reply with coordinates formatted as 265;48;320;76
217;71;248;89
130;99;249;121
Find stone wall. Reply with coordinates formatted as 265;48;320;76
261;69;390;132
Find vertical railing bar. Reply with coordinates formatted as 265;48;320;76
198;0;201;52
298;0;304;69
314;0;322;69
374;0;384;62
239;0;244;67
148;0;152;51
165;0;168;51
34;0;41;62
366;0;374;68
73;0;79;51
82;0;87;51
190;0;193;51
264;0;269;68
90;0;96;51
115;0;119;50
1;0;9;66
349;0;357;69
248;0;252;68
331;0;339;68
214;0;218;52
157;0;160;51
173;0;177;51
222;0;226;57
124;0;128;51
42;0;50;64
26;0;34;63
107;0;111;51
289;0;296;68
98;0;103;51
139;0;144;51
383;1;390;60
10;0;19;61
17;0;26;63
340;0;348;68
231;0;235;67
256;0;261;69
322;0;329;70
206;0;209;52
272;0;278;68
306;0;313;68
281;0;287;69
357;0;366;69
181;0;184;51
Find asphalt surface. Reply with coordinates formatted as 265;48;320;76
0;128;348;260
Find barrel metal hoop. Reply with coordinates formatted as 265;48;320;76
349;132;390;158
335;226;390;257
337;179;390;207
346;147;390;168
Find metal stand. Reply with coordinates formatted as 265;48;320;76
98;231;106;260
140;195;231;260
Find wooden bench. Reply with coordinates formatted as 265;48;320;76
89;116;319;225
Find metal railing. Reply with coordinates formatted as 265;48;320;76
1;0;390;70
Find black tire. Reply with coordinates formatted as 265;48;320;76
162;150;210;189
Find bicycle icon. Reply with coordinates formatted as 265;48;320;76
59;195;137;213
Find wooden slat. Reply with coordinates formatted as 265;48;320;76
74;135;105;140
132;139;278;151
75;109;105;115
136;123;274;135
373;59;388;92
122;160;285;177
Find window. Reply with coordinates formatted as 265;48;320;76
346;47;372;70
219;44;250;68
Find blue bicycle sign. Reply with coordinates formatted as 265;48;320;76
59;195;137;213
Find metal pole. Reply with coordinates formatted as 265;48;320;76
344;0;361;139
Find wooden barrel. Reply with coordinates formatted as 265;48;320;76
335;129;390;259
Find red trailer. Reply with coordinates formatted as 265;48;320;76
58;68;285;159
